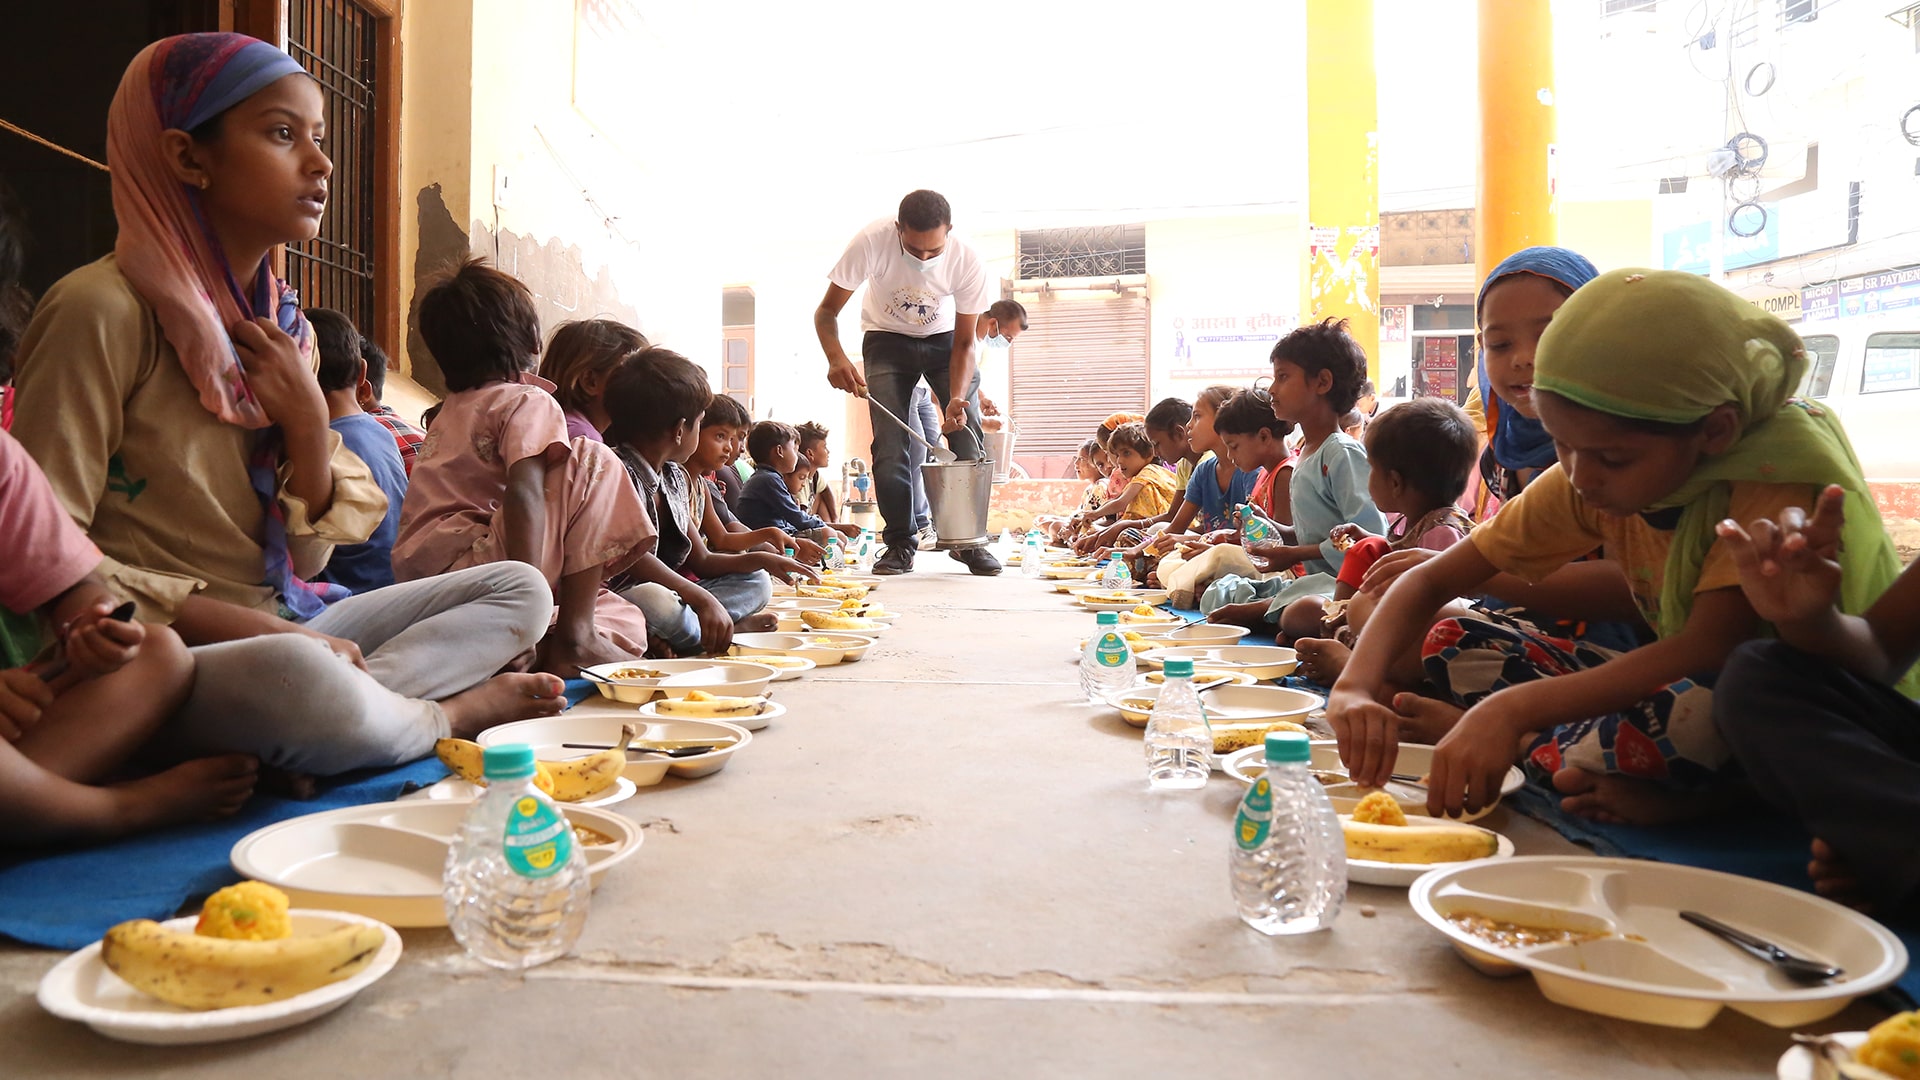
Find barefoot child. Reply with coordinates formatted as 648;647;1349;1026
1067;422;1177;536
1114;387;1258;579
12;34;563;777
394;257;656;675
1327;269;1909;824
0;429;257;845
687;396;825;562
605;349;816;655
1038;439;1108;544
1715;486;1920;911
538;318;648;443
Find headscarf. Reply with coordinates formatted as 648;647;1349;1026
1475;246;1600;475
108;34;346;619
1534;268;1916;695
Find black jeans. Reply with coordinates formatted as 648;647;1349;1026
1714;639;1920;909
862;330;983;551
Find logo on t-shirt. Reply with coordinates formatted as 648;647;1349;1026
888;286;944;328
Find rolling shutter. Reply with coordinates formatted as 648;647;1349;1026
1009;295;1150;454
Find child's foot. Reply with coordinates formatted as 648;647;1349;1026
443;673;567;740
257;767;320;800
535;634;636;678
1808;838;1874;912
736;612;779;634
1551;768;1735;826
1294;637;1351;685
1208;602;1272;632
113;755;258;832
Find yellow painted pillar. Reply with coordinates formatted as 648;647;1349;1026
1476;0;1558;282
1304;0;1380;385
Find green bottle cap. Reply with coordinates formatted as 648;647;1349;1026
784;547;796;557
1162;658;1194;678
1265;730;1311;764
1096;612;1119;626
482;743;537;781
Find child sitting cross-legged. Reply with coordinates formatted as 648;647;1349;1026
0;429;256;845
603;349;817;656
1288;397;1478;680
392;258;655;676
1078;396;1206;554
1714;487;1920;912
1327;269;1912;826
1036;439;1108;545
686;395;824;562
1065;421;1177;538
738;421;861;543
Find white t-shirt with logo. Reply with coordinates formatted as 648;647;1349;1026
828;218;993;338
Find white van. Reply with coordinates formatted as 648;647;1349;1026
1796;319;1920;482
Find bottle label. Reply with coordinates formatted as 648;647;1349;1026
503;794;574;878
1094;632;1130;668
1234;778;1273;850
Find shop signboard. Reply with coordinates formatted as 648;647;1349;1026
1662;212;1781;275
1168;312;1299;380
1800;264;1920;324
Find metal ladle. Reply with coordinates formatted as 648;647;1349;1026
865;393;958;464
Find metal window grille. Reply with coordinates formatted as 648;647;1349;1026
285;0;377;335
1015;225;1146;280
1782;0;1817;25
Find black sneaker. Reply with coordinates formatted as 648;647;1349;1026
949;546;1002;576
872;546;915;575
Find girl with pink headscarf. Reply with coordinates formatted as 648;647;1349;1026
12;34;565;778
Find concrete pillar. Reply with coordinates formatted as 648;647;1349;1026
1304;0;1380;385
1475;0;1558;281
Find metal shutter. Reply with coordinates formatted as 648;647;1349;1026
1009;295;1150;454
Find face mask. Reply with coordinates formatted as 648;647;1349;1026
912;251;944;274
985;334;1010;350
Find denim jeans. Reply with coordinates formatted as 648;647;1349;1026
907;386;941;531
862;330;982;551
620;570;774;654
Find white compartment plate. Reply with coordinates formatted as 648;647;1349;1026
231;801;642;928
638;697;786;732
1408;857;1909;1029
480;714;752;781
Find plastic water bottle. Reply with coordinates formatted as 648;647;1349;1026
1100;555;1133;590
856;529;874;571
1239;503;1280;546
824;537;846;571
994;528;1015;561
1021;531;1045;578
1079;611;1135;704
1145;658;1213;788
444;744;592;968
1230;731;1347;935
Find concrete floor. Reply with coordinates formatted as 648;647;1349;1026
0;556;1888;1077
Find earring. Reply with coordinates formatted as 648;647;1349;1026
199;177;210;190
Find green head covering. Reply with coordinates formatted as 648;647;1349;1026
1534;269;1914;694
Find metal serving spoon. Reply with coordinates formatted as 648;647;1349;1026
1680;910;1845;983
866;394;959;464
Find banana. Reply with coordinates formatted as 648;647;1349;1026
654;690;763;718
1341;818;1499;865
543;724;632;801
101;917;387;1010
800;610;882;632
798;583;869;600
433;738;561;799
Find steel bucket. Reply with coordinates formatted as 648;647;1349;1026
921;458;995;549
983;431;1016;483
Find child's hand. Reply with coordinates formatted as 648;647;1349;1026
1203;528;1238;547
1716;485;1846;629
1357;549;1437;596
767;554;821;584
1326;687;1400;787
835;522;862;539
231;317;328;437
790;536;826;564
61;602;146;677
1425;695;1526;818
1328;523;1374;547
0;668;54;741
289;625;369;671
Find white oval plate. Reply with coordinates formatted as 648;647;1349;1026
409;774;638;808
1342;820;1516;887
582;658;747;704
37;910;402;1045
638;697;785;732
1410;857;1910;1029
1777;1032;1867;1079
482;714;752;781
721;654;814;680
1140;645;1299;680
